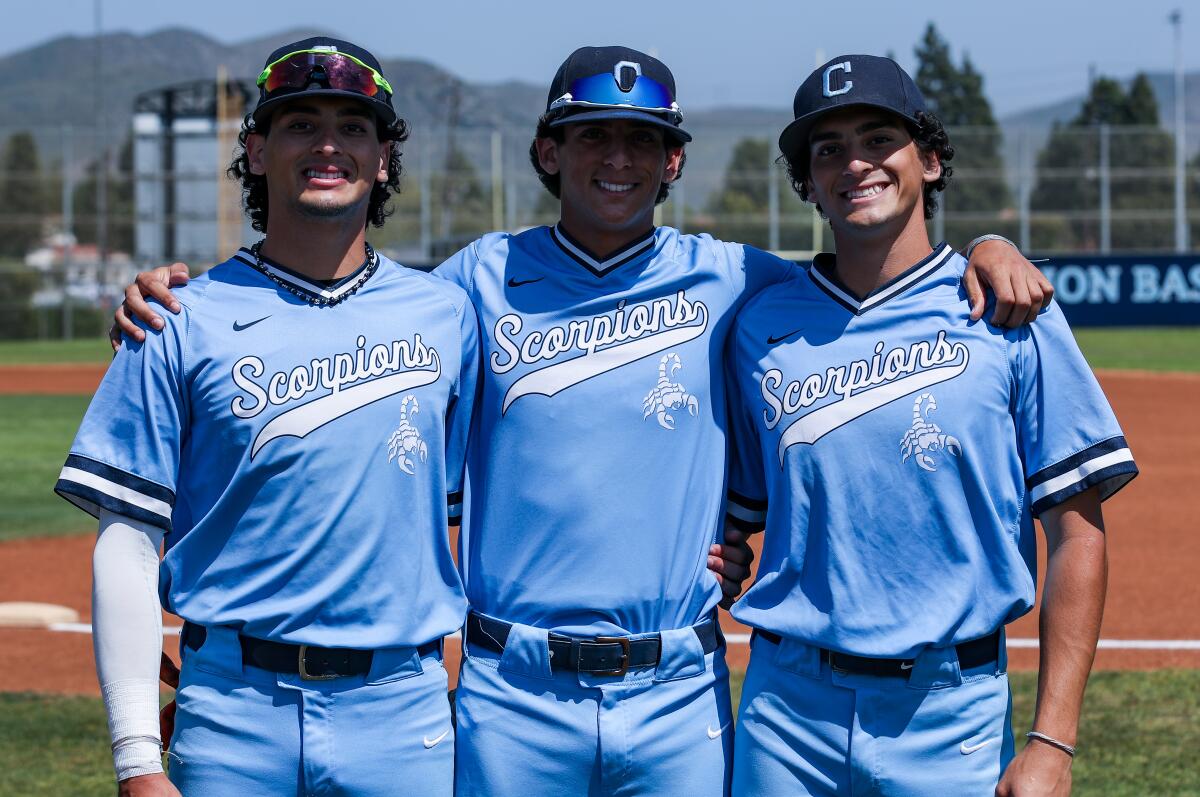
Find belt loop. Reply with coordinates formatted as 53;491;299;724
773;636;823;679
186;625;245;679
364;644;427;684
180;621;204;657
906;644;962;689
655;625;707;682
496;621;554;681
995;627;1008;675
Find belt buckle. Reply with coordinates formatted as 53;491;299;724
590;636;631;676
298;644;337;681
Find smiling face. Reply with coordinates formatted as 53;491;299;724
247;95;391;227
536;118;683;254
804;107;941;240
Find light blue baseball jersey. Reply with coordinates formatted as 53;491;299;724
725;243;1138;657
435;224;794;636
56;249;477;649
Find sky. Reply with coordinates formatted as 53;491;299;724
15;0;1199;116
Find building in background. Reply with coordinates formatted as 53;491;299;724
133;76;255;268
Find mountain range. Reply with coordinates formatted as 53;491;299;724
3;27;1197;205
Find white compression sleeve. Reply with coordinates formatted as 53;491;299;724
93;510;166;781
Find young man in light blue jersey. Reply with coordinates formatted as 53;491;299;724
725;55;1139;796
114;46;1049;796
58;38;476;796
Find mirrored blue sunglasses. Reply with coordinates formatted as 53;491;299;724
549;71;682;123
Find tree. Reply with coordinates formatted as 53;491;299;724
705;137;819;251
371;144;491;260
73;135;135;254
913;24;1014;245
433;145;489;239
0;131;47;257
1030;74;1175;251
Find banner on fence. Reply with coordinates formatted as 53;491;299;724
1026;255;1199;327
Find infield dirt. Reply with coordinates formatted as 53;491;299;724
0;369;1195;695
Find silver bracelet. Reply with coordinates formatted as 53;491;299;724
965;234;1019;261
1025;730;1076;758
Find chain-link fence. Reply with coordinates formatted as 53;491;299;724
0;123;1197;340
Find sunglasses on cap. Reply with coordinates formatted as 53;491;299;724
257;49;394;98
549;65;682;124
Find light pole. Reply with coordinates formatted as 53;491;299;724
95;0;107;276
1170;10;1187;252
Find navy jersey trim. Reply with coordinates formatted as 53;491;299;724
1027;436;1138;516
550;224;656;277
447;490;464;524
726;513;765;533
728;488;767;511
808;243;955;315
233;248;371;302
55;454;175;531
726;489;767;528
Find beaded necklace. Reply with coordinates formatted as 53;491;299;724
248;240;378;307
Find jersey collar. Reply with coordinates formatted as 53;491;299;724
550;224;657;277
233;247;373;303
808;242;955;315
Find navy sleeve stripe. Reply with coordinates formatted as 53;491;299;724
726;513;765;533
727;489;768;511
1028;441;1136;504
62;454;176;505
1029;462;1140;517
726;499;767;525
55;456;175;532
54;481;173;532
1027;437;1129;489
447;491;463;525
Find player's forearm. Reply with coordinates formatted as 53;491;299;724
1031;492;1107;745
94;511;168;780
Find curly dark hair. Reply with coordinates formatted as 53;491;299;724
528;113;687;205
781;110;953;220
227;111;410;232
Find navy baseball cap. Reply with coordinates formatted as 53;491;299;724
251;37;398;129
544;46;692;143
778;55;927;159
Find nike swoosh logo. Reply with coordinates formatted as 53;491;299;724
507;276;544;288
707;723;729;740
960;738;996;755
767;329;802;345
233;316;271;332
899;662;914;670
423;729;450;749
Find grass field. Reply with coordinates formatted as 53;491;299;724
0;338;111;365
1073;327;1200;372
1;670;1197;796
0;395;92;541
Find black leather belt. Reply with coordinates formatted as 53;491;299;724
466;613;722;677
753;628;1001;678
183;623;440;681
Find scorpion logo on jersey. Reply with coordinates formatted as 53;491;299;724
642;353;699;430
387;395;428;475
900;392;961;472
